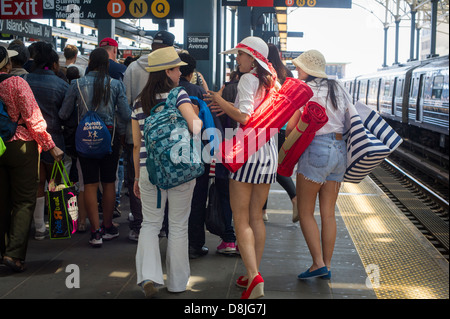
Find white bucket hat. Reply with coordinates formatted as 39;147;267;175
220;36;271;74
292;50;328;79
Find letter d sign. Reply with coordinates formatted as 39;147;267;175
108;0;126;18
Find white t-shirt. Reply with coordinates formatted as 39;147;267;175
305;78;351;135
233;71;266;115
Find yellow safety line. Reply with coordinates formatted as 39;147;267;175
337;178;449;299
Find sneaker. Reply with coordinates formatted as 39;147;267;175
102;224;119;241
262;211;268;221
35;229;48;240
216;241;237;255
139;280;159;298
128;229;139;242
89;230;103;248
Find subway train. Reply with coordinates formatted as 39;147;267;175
343;56;449;154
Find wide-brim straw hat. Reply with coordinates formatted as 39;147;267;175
145;46;187;73
292;50;328;79
220;36;271;74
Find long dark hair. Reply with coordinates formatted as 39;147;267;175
32;42;59;72
88;48;111;108
267;43;293;85
254;62;275;94
138;69;175;116
305;76;339;110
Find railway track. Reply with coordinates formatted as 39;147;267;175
370;156;449;261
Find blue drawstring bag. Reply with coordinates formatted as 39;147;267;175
75;79;114;159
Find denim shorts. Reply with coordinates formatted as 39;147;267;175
296;133;347;184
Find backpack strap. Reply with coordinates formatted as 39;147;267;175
76;79;89;113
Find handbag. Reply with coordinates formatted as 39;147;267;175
344;101;403;183
205;178;225;237
47;161;78;239
0;137;5;157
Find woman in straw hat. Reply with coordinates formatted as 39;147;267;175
287;50;352;280
206;36;278;299
132;46;202;297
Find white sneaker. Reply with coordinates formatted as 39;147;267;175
128;230;139;242
89;230;103;248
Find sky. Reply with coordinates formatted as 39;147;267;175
285;4;412;77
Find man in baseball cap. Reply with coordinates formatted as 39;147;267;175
96;37;126;80
152;31;175;50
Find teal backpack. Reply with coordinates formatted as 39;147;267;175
143;87;204;207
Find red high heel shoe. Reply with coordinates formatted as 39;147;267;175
241;274;264;299
236;272;261;288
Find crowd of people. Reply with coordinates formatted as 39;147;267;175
0;31;352;299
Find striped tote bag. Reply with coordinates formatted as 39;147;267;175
344;101;403;183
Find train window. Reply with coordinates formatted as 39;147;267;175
383;79;392;97
432;76;444;99
396;78;404;97
411;78;416;97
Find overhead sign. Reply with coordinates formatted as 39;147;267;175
282;51;303;60
186;33;210;61
0;19;52;42
222;0;351;8
0;0;184;20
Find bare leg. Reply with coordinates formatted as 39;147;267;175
296;174;325;271
318;181;339;269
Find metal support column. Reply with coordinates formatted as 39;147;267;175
394;18;400;65
416;26;421;60
383;25;389;67
97;19;115;46
409;8;417;61
184;0;218;89
427;0;439;58
237;6;252;41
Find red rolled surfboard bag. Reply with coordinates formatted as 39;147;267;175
277;101;329;177
217;77;313;173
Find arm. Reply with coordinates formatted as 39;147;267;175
131;119;142;199
59;82;77;121
205;86;250;126
285;109;301;137
178;102;203;135
14;77;64;160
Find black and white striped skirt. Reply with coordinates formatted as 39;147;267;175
230;136;278;184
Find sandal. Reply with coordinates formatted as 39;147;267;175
3;256;26;272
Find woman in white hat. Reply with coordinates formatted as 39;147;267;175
206;36;278;299
287;50;352;280
132;46;202;297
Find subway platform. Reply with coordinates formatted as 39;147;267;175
0;175;447;302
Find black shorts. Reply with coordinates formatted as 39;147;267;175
78;134;121;185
